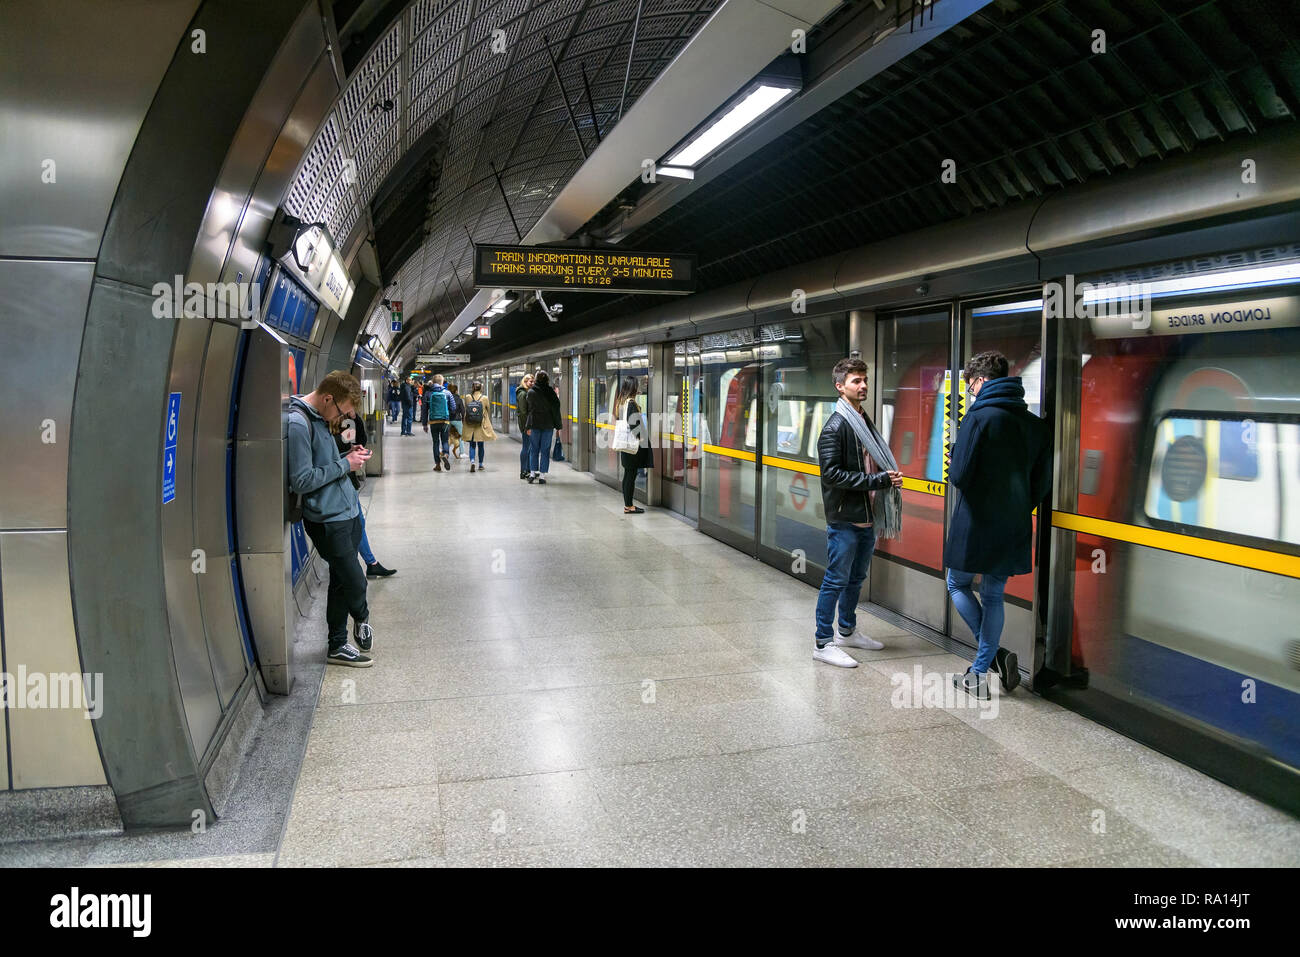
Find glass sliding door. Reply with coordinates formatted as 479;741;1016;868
870;309;952;631
699;328;759;550
662;339;702;518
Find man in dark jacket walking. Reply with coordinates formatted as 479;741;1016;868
812;357;904;668
399;377;415;435
945;351;1051;698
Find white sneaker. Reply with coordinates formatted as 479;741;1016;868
813;644;859;668
834;630;884;651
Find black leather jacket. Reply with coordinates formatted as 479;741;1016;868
817;409;894;523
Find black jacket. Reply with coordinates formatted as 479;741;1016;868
525;383;563;432
817;407;894;524
400;382;414;408
943;376;1051;576
332;414;368;490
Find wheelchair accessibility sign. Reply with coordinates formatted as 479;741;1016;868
162;392;180;504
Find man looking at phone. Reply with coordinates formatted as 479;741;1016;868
812;357;905;667
288;370;375;667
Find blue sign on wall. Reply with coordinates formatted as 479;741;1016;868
162;391;181;504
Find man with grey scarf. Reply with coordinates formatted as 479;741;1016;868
812;358;904;668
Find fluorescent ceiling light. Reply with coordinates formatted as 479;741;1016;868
1078;262;1300;302
665;84;795;168
656;166;695;180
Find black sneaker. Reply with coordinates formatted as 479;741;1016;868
470;463;476;473
994;647;1020;692
953;669;990;700
442;453;451;470
366;562;396;579
536;476;546;484
354;621;374;652
520;470;528;480
328;643;372;667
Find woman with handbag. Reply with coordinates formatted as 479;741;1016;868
460;380;496;472
612;376;653;514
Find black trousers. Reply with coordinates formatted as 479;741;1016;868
303;515;368;648
620;452;638;507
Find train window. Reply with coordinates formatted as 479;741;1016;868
1144;414;1298;543
775;399;806;456
807;401;836;458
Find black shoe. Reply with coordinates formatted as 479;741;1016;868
328;642;372;667
354;621;374;652
953;669;990;700
470;463;476;473
624;506;645;514
434;463;442;472
366;562;396;579
536;477;546;484
520;471;528;480
994;648;1020;692
526;473;535;483
442;454;451;470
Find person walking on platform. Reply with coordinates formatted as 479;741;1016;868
461;380;495;472
446;382;465;460
421;373;454;471
613;376;654;514
386;380;401;423
516;373;535;479
399;377;415;436
331;412;395;579
287;370;375;667
945;351;1051;699
812;357;904;668
525;371;563;484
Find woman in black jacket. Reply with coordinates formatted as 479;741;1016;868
612;376;653;513
524;371;564;484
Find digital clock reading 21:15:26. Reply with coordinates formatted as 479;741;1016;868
473;244;697;296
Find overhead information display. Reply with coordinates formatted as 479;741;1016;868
473;244;697;295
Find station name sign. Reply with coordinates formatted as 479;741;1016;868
415;353;470;365
473;244;696;295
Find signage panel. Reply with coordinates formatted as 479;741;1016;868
162;392;181;504
473;244;697;295
415;353;471;365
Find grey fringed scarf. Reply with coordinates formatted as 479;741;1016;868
835;397;902;539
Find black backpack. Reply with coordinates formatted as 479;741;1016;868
447;393;462;420
463;396;484;425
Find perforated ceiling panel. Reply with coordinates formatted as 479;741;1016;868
281;0;723;352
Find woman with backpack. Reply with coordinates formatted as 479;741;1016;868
446;382;464;460
613;376;654;513
524;371;564;484
460;380;495;473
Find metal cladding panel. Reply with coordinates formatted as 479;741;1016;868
194;322;248;708
2;258;94;529
238;546;293;696
1;531;107;788
162;317;223;756
835;202;1038;299
0;0;199;258
748;254;842;314
189;5;329;295
1028;127;1300;257
236;440;290;554
69;279;207;817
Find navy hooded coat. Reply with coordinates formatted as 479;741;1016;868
942;376;1052;577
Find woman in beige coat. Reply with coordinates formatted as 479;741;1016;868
460;381;496;472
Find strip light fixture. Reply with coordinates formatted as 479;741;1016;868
664;74;798;170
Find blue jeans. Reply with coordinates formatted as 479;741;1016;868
388;400;399;421
401;406;413;434
528;428;554;474
815;523;876;643
468;440;485;464
356;504;376;566
429;422;449;458
519;429;534;473
946;568;1008;675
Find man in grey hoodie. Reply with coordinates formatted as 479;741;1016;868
287;370;375;667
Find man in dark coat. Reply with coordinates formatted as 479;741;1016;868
945;351;1051;698
399;377;415;436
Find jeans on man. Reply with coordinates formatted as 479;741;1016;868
815;522;877;643
303;515;369;649
356;504;376;566
519;429;534;473
401;406;413;435
528;428;554;474
388;400;399;422
946;569;1008;675
429;421;449;458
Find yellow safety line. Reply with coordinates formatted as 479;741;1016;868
701;443;756;463
568;414;577;422
594;421;614;431
900;476;947;497
762;454;821;476
1050;510;1300;580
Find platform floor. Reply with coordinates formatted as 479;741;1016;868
5;418;1299;867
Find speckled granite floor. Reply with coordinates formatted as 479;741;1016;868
7;418;1298;867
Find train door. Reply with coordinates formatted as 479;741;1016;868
699;328;760;554
661;339;702;519
569;355;584;470
871;308;953;630
954;295;1048;677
